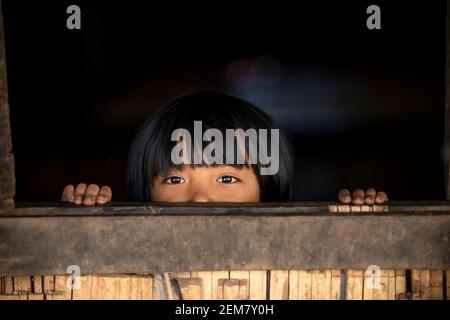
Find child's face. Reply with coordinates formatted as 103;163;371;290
150;165;260;202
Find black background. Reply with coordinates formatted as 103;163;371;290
2;1;447;201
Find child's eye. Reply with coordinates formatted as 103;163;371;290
216;175;239;184
164;176;185;184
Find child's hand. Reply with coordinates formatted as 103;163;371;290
60;183;112;206
338;188;388;205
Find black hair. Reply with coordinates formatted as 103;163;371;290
127;92;294;202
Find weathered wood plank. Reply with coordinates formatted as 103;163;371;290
238;279;248;300
46;275;71;300
446;0;450;200
28;293;44;300
211;271;228;300
0;0;15;209
52;275;72;300
0;210;448;275
288;270;299;300
2;276;13;294
32;276;43;294
216;279;225;300
386;269;396;300
190;271;212;300
71;274;153;300
72;275;94;300
13;276;31;294
177;278;202;300
223;279;240;300
269;270;288;300
297;270;313;300
429;270;444;300
311;270;331;300
137;275;153;300
411;269;444;300
330;270;341;300
230;270;249;300
0;294;19;300
411;269;422;300
3;201;450;216
43;275;55;293
346;270;363;300
446;270;450;299
395;269;407;300
249;270;267;300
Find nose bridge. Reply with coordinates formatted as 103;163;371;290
188;180;212;202
190;189;211;202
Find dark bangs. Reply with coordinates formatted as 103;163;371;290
127;92;294;202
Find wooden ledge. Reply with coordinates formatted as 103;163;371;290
0;201;449;275
1;201;450;217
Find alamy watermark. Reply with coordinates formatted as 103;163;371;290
170;121;280;175
66;265;81;290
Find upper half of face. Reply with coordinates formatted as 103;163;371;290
150;165;260;202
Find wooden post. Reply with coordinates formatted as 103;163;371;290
446;0;450;199
0;0;15;209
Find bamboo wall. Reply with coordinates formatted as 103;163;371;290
1;269;448;300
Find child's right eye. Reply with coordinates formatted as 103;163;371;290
164;176;185;184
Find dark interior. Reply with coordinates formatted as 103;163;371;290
2;1;446;201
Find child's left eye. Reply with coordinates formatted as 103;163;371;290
217;176;238;184
164;176;185;184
